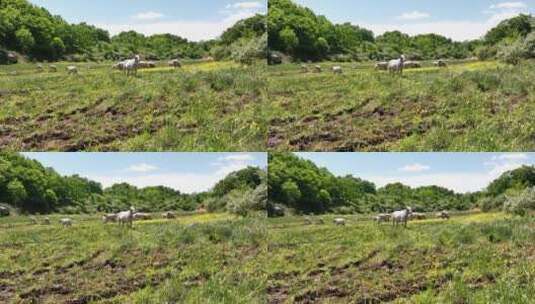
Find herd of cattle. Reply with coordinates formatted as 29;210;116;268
298;208;451;228
17;207;178;228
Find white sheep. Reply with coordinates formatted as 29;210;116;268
168;59;181;69
437;210;450;220
434;60;447;67
29;216;38;224
49;65;57;72
43;217;51;225
60;218;72;227
133;212;152;220
117;207;135;227
314;65;322;73
334;218;346;226
304;217;313;225
375;62;388;70
123;55;141;76
374;213;391;224
67;66;78;75
162;211;176;219
332;66;343;74
102;213;117;223
387;55;405;75
392;207;412;227
300;64;309;73
36;64;44;72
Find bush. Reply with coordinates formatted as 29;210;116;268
475;45;497;60
231;33;267;65
498;40;525;65
479;195;506;212
504;187;535;216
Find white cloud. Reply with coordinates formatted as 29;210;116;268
127;163;158;173
397;11;430;20
490;2;527;9
398;163;431;173
98;1;265;41
364;1;530;41
493;153;529;160
87;153;259;194
132;11;164;21
227;2;264;10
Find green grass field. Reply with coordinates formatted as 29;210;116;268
0;213;271;303
266;212;535;303
0;60;267;151
267;60;535;151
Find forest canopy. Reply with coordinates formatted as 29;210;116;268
268;0;535;62
0;0;266;62
268;153;535;215
0;153;266;215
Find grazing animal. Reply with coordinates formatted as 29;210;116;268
43;217;51;225
112;61;126;70
392;207;412;227
138;61;156;69
434;60;447;67
313;65;323;73
123;55;141;76
317;218;325;225
102;213;117;223
269;54;282;65
375;62;388;70
9;71;18;76
334;218;346;226
301;64;309;73
304;217;313;225
162;211;176;219
49;65;57;72
60;218;72;227
374;213;391;224
67;65;78;75
332;66;343;74
168;59;181;68
403;61;421;69
36;64;44;72
410;212;427;220
117;207;135;227
0;206;9;216
30;216;38;224
387;55;405;75
438;210;450;220
133;212;152;220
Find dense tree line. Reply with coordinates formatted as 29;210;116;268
268;153;535;215
268;0;535;62
0;0;266;63
0;153;266;215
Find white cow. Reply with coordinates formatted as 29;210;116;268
392;207;412;227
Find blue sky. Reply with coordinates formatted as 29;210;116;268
297;153;535;193
28;0;266;41
22;153;267;193
292;0;535;40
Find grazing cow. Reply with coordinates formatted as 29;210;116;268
117;207;135;227
392;207;412;227
437;210;450;220
60;218;72;227
102;213;117;223
334;218;346;226
374;213;391;224
168;59;181;69
388;55;405;75
332;66;343;74
375;62;388;70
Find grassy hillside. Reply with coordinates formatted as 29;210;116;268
0;61;267;151
0;213;270;303
267;60;535;151
266;212;535;303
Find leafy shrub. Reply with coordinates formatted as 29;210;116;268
231;33;267;65
498;40;525;65
479;195;506;212
504;187;535;216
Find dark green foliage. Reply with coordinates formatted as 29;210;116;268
0;153;266;215
0;0;266;62
269;153;535;215
269;0;535;62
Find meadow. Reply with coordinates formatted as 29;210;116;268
0;213;271;304
266;212;535;303
267;60;535;151
0;60;267;151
